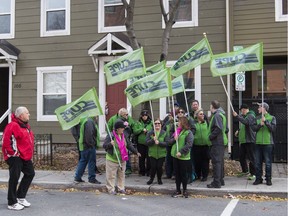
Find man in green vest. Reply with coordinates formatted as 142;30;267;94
233;104;256;180
207;100;228;188
73;117;101;184
252;102;276;186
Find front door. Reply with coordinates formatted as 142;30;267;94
0;67;9;132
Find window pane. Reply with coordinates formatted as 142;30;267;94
104;0;122;5
283;0;287;15
175;91;195;111
183;69;195;89
47;10;65;30
43;72;67;93
0;15;10;33
46;0;65;10
0;0;11;13
105;5;125;26
43;95;66;115
170;0;192;22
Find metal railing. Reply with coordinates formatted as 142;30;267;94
0;134;53;166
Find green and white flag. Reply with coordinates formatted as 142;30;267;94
129;61;166;84
172;75;185;95
125;68;172;107
171;37;213;77
210;42;263;77
55;88;103;130
104;47;146;85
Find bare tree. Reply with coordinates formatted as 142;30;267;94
122;0;181;61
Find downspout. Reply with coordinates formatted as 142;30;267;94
226;0;232;154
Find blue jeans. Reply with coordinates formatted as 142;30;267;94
255;144;273;180
75;147;96;181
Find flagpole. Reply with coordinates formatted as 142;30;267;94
183;90;190;117
220;76;235;113
104;120;122;170
149;100;156;134
171;96;179;152
261;69;264;118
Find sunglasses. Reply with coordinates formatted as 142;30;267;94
154;122;161;125
198;113;204;115
179;111;185;114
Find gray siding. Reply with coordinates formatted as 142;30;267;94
232;0;287;55
7;0;228;143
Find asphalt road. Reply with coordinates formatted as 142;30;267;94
0;189;287;216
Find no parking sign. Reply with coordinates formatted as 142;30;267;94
235;72;245;91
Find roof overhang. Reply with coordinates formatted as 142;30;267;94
88;33;133;72
0;40;20;75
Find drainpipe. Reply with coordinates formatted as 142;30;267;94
226;0;232;154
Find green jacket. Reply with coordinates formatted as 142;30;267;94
168;129;193;160
146;129;167;159
78;117;99;151
107;114;135;138
133;119;153;145
252;113;276;145
194;121;211;146
237;110;256;144
208;109;228;146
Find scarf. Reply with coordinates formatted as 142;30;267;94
112;130;128;161
173;127;182;138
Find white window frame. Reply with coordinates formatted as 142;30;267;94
98;0;127;33
162;0;198;29
275;0;288;21
0;0;15;39
159;61;201;119
40;0;71;37
37;66;72;121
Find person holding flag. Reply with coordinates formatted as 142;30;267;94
73;117;101;184
103;120;141;195
167;117;194;198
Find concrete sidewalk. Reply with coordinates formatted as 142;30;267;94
0;163;287;198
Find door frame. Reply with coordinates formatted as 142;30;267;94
0;64;13;131
98;56;132;138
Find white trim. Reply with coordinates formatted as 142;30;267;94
275;0;288;22
98;0;127;33
159;61;201;118
36;66;72;121
40;0;71;37
162;0;198;29
98;56;131;138
0;0;15;39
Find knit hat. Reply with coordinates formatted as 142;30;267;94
257;102;269;111
141;110;149;116
114;120;125;130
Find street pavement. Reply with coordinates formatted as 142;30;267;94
0;163;287;198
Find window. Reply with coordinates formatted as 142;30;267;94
37;66;72;121
159;61;201;118
0;0;15;39
40;0;70;37
162;0;198;28
98;0;126;33
275;0;288;21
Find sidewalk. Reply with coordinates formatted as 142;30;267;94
0;163;287;198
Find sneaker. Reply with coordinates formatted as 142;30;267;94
171;191;182;198
74;178;85;183
118;190;126;195
207;183;221;188
109;191;117;195
247;175;256;180
147;179;154;185
88;179;101;184
8;203;24;210
237;172;249;177
125;169;132;175
183;190;189;198
17;198;31;207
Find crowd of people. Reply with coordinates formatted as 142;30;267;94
1;100;276;210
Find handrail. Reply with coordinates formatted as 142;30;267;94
0;109;11;124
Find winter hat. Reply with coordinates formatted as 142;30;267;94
257;102;269;111
141;110;149;116
114;120;125;130
239;104;249;110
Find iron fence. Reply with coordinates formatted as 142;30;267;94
0;134;53;166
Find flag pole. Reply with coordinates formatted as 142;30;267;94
171;96;179;152
261;69;264;118
104;120;122;170
149;100;156;134
220;76;235;113
183;90;190;117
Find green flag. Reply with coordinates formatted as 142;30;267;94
129;61;166;84
172;75;185;95
210;42;263;77
171;37;213;77
125;69;172;107
55;88;103;130
104;47;146;85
